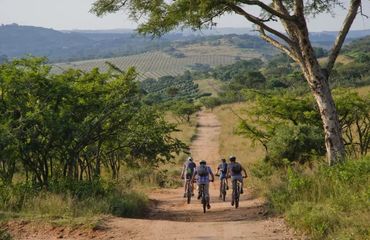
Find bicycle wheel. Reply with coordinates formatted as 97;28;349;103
200;185;207;213
231;180;236;206
222;179;226;202
187;181;192;204
235;182;240;209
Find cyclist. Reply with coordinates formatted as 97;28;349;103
191;160;214;209
227;156;247;196
180;156;196;198
216;158;229;198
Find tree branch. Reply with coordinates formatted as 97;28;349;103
258;27;302;64
326;0;361;77
294;0;304;16
225;3;294;46
239;0;297;21
273;0;302;58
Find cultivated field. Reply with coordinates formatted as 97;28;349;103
54;45;262;80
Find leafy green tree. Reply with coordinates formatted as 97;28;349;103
236;90;323;164
231;71;266;89
166;87;179;97
171;100;201;123
212;59;263;82
333;89;370;157
91;0;364;164
0;58;187;186
266;123;325;166
200;97;222;111
237;89;370;165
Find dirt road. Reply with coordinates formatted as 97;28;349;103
101;111;294;239
8;111;294;240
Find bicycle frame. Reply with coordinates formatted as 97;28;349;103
220;178;227;201
185;178;192;204
199;184;207;213
232;179;241;208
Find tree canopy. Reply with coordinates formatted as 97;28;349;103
0;58;187;186
91;0;364;165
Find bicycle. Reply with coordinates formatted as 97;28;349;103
231;177;245;208
216;174;227;201
199;184;207;213
185;178;193;204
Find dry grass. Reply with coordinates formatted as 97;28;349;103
166;113;197;146
355;85;370;96
318;55;354;65
195;78;223;97
164;112;198;166
213;103;265;167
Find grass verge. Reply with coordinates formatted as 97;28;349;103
253;157;370;240
214;103;265;165
0;180;149;228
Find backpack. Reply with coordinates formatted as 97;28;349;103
198;165;208;177
220;163;228;174
186;161;196;175
231;163;242;174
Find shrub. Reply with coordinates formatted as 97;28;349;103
267;124;325;166
262;157;370;240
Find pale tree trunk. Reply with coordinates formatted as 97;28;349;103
305;69;345;165
280;11;343;165
295;15;345;165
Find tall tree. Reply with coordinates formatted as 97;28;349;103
91;0;364;165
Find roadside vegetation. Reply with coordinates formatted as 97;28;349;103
2;21;370;239
183;40;370;239
0;57;189;229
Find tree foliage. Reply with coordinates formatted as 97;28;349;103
237;89;370;166
0;58;187;186
171;100;201;123
91;0;364;164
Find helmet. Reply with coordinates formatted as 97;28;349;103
200;160;206;165
187;156;193;161
229;156;236;161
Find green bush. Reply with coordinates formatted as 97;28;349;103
267;123;325;166
263;157;370;240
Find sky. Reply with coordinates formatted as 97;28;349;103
1;0;369;32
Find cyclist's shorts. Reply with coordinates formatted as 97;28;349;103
231;175;243;182
219;172;227;180
185;173;193;180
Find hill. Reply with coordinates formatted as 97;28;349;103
342;35;370;53
0;24;188;62
2;24;370;64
